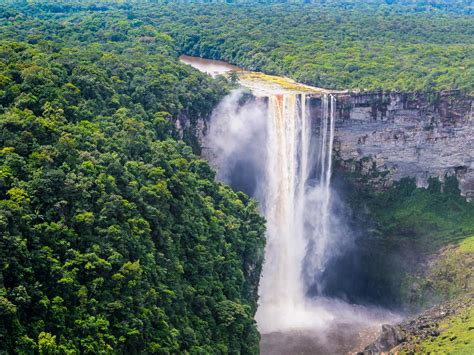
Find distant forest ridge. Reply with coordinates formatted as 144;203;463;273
155;3;473;92
160;0;473;15
2;1;473;90
3;0;473;15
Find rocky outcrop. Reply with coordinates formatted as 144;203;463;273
174;112;209;154
362;324;405;353
361;294;473;354
327;91;473;198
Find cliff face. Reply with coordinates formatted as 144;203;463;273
329;91;473;198
200;89;473;197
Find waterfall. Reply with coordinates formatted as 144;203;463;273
255;94;308;330
206;90;338;332
255;93;337;332
207;89;397;341
305;94;336;289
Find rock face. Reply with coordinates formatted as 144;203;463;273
327;91;473;198
201;90;473;197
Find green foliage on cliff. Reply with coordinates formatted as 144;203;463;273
345;171;474;248
343;175;474;308
365;177;474;245
401;235;473;309
0;4;265;353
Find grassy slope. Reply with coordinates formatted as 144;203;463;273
420;303;474;354
403;236;474;308
339;173;474;305
404;237;474;353
397;293;474;354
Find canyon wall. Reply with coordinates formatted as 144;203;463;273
196;90;472;198
328;91;473;198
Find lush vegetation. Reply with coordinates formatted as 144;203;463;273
1;0;472;352
337;174;474;309
151;1;473;92
398;294;474;354
0;2;266;353
3;1;472;93
362;177;474;247
390;235;473;354
402;235;473;308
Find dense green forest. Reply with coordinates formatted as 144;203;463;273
0;2;265;353
4;1;473;93
152;1;473;92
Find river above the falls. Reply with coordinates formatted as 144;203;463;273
180;55;242;76
179;54;340;96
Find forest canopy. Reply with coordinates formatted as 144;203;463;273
151;1;473;92
1;0;472;352
0;1;265;353
3;1;472;93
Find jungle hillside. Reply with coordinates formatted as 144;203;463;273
0;1;265;353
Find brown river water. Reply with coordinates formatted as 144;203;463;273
180;54;333;96
180;55;241;77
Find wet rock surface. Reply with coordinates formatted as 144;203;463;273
363;324;405;352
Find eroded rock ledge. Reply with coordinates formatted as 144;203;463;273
198;89;473;198
330;91;473;198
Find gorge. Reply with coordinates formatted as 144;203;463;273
1;2;472;353
182;55;473;353
206;89;393;354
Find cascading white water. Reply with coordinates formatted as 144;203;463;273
207;89;398;340
255;93;337;333
305;94;336;288
255;94;308;330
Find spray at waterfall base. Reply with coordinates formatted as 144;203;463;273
206;90;398;334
